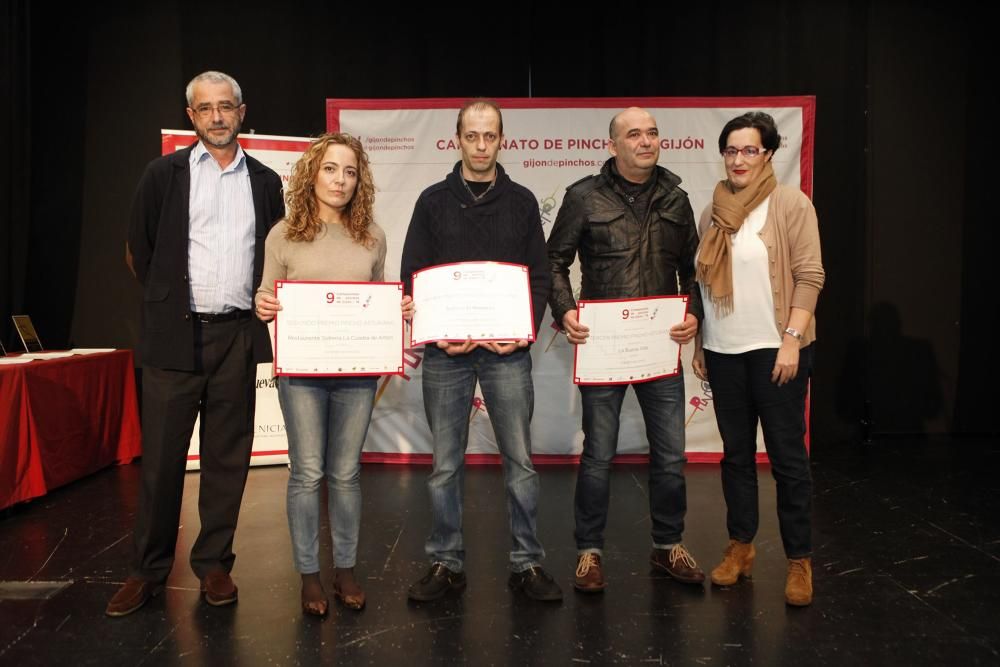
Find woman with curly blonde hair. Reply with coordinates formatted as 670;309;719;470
255;133;413;616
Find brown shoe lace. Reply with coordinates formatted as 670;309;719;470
788;559;809;578
669;544;698;569
722;541;738;558
575;553;600;578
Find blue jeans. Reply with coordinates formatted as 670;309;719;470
278;375;376;572
704;346;813;558
575;373;688;551
421;345;544;572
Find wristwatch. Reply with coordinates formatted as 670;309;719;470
783;327;803;341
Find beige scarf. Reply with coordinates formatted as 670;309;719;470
696;161;777;314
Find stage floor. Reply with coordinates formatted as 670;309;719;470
1;438;997;666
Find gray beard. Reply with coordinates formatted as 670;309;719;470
198;122;240;149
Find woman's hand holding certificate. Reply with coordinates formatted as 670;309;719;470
274;281;404;376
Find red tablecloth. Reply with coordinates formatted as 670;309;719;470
0;350;142;510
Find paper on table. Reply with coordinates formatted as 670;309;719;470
17;351;76;360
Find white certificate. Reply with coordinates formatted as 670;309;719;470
274;281;404;376
410;262;535;345
573;296;689;385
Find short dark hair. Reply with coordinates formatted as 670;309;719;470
456;98;504;135
718;111;780;155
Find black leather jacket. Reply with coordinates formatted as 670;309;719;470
547;159;703;325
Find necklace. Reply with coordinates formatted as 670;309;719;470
462;175;496;202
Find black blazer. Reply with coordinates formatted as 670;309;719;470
127;143;285;371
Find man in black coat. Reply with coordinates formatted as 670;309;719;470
547;107;705;594
400;99;561;603
107;71;284;617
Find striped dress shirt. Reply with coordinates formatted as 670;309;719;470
187;141;256;313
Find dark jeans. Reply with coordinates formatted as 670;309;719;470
132;316;256;581
704;345;813;558
575;374;688;551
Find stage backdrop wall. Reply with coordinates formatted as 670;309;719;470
178;96;816;469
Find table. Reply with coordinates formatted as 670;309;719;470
1;350;141;510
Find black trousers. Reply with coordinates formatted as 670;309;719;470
704;345;813;558
131;316;256;581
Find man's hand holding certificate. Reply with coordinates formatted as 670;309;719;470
274;281;404;376
572;296;689;385
410;262;534;345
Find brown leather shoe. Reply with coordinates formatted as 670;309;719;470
710;540;756;586
650;544;706;584
574;552;606;593
201;571;238;607
333;567;366;610
785;557;813;606
106;576;163;617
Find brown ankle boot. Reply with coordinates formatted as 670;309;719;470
785;557;813;606
333;567;366;610
710;540;755;586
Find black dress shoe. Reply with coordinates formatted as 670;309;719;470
105;577;163;617
407;563;466;601
508;566;563;601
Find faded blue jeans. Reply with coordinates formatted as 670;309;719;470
420;345;545;573
278;375;376;572
575;373;688;552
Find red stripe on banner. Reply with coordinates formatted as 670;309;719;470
160;131;313;156
798;96;817;198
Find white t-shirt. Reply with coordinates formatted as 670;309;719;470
700;196;782;354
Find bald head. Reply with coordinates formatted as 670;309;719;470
609;106;656;139
608;107;660;183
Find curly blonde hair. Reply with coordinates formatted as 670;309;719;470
283;133;376;246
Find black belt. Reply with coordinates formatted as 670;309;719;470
191;309;252;324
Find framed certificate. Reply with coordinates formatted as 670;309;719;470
273;281;404;376
12;315;43;353
410;261;535;345
573;296;689;385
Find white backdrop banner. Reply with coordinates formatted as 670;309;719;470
166;96;817;468
326;97;816;465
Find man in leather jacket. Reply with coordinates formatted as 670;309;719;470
547;107;705;593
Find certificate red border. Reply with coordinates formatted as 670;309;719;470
409;261;536;346
572;295;689;385
273;280;405;377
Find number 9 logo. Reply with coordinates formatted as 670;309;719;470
621;309;629;320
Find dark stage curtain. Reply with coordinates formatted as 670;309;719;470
3;1;992;438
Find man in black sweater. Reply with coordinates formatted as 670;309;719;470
400;99;561;603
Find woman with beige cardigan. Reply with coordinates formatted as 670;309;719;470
693;111;824;606
255;134;413;616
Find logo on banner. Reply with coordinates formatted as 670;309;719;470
374;346;425;406
470;396;488;423
539;192;558;229
685;380;714;427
